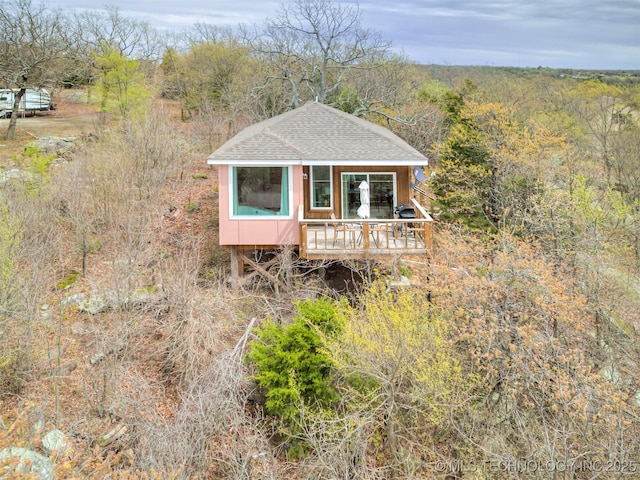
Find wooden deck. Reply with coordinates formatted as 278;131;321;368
299;199;433;259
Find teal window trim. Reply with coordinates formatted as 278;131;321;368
230;166;292;219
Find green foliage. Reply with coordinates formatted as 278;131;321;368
93;44;152;119
54;270;79;291
422;81;502;231
334;87;362;114
12;146;56;185
247;298;343;424
180;41;251;113
417;80;465;123
160;47;183;100
430;91;568;234
295;295;344;336
332;282;474;427
23;145;55;174
431;122;495;230
398;263;412;278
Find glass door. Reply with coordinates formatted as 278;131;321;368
341;172;396;219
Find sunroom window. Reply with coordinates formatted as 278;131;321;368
232;166;290;216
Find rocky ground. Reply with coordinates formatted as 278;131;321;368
0;89;226;475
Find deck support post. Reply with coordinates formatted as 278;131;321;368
229;246;244;287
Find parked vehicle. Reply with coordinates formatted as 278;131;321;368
0;88;56;118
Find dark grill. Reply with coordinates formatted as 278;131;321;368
394;204;416;219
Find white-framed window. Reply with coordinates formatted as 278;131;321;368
340;172;396;219
310;165;332;210
230;166;291;218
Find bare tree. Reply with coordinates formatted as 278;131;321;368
0;0;72;139
69;5;165;88
185;22;238;46
247;0;391;109
72;5;162;61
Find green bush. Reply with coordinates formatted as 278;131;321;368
20;145;56;177
247;298;343;424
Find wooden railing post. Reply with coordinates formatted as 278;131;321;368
424;221;433;251
300;223;307;258
362;222;370;250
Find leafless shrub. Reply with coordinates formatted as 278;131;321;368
0;175;63;398
158;237;235;385
294;403;388;480
136;319;282;479
80;309;141;419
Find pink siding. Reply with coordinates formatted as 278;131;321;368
217;165;304;246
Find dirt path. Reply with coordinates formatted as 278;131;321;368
0;90;98;137
0;112;99;138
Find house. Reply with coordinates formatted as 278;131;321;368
206;101;433;277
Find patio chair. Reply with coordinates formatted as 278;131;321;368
370;222;396;248
331;213;360;247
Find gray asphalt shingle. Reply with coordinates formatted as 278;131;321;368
207;101;427;163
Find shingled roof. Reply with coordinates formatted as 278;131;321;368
207;101;427;166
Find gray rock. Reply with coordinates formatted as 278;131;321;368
0;169;33;185
385;275;411;292
79;295;109;315
62;292;109;315
63;285;163;316
39;304;53;321
31;137;77;156
60;292;86;309
42;429;68;455
600;365;620;383
0;447;53;480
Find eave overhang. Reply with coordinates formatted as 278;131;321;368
207;158;428;167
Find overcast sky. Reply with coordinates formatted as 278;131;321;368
46;0;639;70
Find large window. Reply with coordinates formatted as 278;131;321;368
310;165;332;210
341;172;396;219
232;166;290;217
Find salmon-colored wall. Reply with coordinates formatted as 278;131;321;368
217;165;303;246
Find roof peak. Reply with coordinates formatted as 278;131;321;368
207;101;428;164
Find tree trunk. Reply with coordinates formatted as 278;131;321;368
5;88;26;140
385;394;401;479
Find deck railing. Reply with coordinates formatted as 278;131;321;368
299;198;433;259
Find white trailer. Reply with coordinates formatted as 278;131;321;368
0;88;56;118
